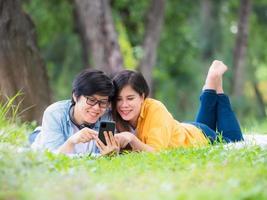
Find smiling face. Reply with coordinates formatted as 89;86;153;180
73;94;109;124
116;85;144;128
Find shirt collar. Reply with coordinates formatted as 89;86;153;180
66;101;72;124
139;98;148;119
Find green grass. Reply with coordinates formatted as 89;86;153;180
0;144;266;200
0;100;267;200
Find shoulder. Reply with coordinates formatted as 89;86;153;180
44;100;71;115
141;98;172;119
42;100;72;124
143;98;168;112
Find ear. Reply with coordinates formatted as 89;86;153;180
141;93;145;101
72;93;77;103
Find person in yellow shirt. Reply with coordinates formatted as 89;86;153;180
113;60;244;152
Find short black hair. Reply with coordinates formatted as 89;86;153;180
72;69;114;104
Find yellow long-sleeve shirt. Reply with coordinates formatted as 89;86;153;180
136;98;208;150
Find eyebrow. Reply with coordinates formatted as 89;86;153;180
118;95;136;98
87;96;109;101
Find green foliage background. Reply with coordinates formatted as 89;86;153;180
23;0;267;124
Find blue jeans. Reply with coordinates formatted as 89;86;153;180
190;89;243;143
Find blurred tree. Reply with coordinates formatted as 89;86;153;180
23;0;84;100
112;0;165;92
253;81;266;118
200;0;222;61
247;1;267;119
20;0;267;123
0;0;51;123
74;0;123;74
138;0;166;91
154;0;201;120
232;0;251;97
73;1;90;68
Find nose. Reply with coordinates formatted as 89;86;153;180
120;99;129;107
91;102;101;110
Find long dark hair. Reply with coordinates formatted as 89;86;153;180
112;70;150;132
72;69;114;104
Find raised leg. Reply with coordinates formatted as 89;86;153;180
195;90;217;131
217;94;244;142
197;60;243;142
196;60;227;130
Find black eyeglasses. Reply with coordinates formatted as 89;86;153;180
85;96;109;109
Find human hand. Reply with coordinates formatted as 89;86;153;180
94;131;120;156
114;132;133;149
68;127;97;145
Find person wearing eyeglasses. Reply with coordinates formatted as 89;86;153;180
31;69;119;156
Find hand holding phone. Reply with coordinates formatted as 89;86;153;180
98;121;116;145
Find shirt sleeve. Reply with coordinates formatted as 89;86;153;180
35;108;67;151
143;106;174;150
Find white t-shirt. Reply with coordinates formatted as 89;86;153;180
72;124;99;155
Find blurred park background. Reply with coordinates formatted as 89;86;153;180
0;0;266;126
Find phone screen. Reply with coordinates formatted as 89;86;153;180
98;121;115;145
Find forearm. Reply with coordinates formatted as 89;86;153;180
56;140;75;154
129;135;155;152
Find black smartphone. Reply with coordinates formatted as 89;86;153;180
98;121;116;145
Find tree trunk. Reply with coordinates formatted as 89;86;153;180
73;3;90;69
138;0;166;92
232;0;251;97
252;81;266;118
200;0;222;61
0;0;52;123
74;0;123;74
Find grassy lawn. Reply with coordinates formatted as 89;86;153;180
0;103;266;199
1;136;267;199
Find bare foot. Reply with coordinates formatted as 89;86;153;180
208;60;228;77
203;60;228;91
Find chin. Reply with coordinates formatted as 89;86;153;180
85;117;98;124
121;116;132;121
84;113;101;123
118;112;132;121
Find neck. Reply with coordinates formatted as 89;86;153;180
70;105;94;130
71;105;83;125
129;118;138;129
129;103;143;129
